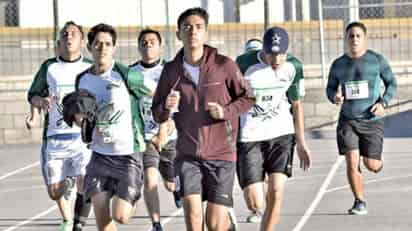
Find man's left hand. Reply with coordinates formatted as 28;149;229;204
371;102;385;116
207;102;224;119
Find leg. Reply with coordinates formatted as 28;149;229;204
112;196;136;224
236;141;265;222
183;194;203;231
72;147;92;231
345;150;364;201
144;166;161;223
73;175;92;231
91;192;117;231
260;173;287;231
205;202;232;231
47;181;73;222
243;182;265;215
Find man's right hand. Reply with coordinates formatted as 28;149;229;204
165;90;180;111
31;96;52;112
334;92;344;105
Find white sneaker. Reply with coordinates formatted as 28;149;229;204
246;211;262;223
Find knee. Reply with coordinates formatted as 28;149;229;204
113;214;131;224
164;181;175;192
364;159;383;173
47;188;62;200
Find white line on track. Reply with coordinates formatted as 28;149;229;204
292;156;344;231
0;161;40;181
2;205;58;231
325;174;412;193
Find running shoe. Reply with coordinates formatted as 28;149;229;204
348;199;367;215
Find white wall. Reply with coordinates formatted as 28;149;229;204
18;0;281;28
240;0;284;23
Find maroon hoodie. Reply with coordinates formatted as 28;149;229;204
152;45;254;161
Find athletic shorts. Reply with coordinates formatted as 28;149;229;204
337;117;384;160
143;140;176;182
174;156;235;207
84;152;143;205
236;134;295;189
41;133;91;185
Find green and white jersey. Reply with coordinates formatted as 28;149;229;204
77;62;148;156
27;56;91;138
130;61;177;141
239;61;304;142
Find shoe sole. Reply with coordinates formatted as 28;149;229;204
348;209;368;215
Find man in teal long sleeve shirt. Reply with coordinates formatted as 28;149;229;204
326;21;397;215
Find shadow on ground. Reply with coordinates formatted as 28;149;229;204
308;109;412;139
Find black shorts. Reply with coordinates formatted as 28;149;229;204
143;140;176;182
84;152;143;205
337;118;384;160
236;134;295;189
174;156;235;207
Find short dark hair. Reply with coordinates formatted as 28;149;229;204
87;23;117;46
61;21;84;39
138;28;162;45
177;7;209;29
345;21;367;35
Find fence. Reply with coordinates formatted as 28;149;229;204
1;0;412;80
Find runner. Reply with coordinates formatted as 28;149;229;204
237;26;312;231
326;21;397;215
151;7;254;231
130;28;181;231
73;23;149;231
26;21;92;231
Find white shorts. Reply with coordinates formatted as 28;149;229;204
41;134;91;185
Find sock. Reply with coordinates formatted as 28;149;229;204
73;193;91;229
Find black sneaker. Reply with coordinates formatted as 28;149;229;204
173;191;183;208
348;199;367;215
151;222;163;231
72;223;83;231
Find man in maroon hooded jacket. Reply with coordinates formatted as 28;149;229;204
152;7;254;231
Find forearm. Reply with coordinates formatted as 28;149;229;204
292;101;306;145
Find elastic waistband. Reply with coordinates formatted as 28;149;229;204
47;133;80;140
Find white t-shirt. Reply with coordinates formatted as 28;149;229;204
46;57;91;136
183;60;200;85
77;64;135;156
239;62;298;142
130;61;177;141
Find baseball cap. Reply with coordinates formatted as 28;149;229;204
244;38;263;52
263;27;289;54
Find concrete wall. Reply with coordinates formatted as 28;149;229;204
2;73;411;144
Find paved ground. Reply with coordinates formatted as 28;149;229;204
1;111;412;231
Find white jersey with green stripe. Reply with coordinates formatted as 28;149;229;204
239;61;303;142
130;61;177;141
78;63;137;156
27;56;91;137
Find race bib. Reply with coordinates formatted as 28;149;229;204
344;80;369;100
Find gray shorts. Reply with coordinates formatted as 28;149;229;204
84;152;143;205
41;134;91;185
174;156;235;207
236;134;295;189
337;118;384;160
143;140;176;182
